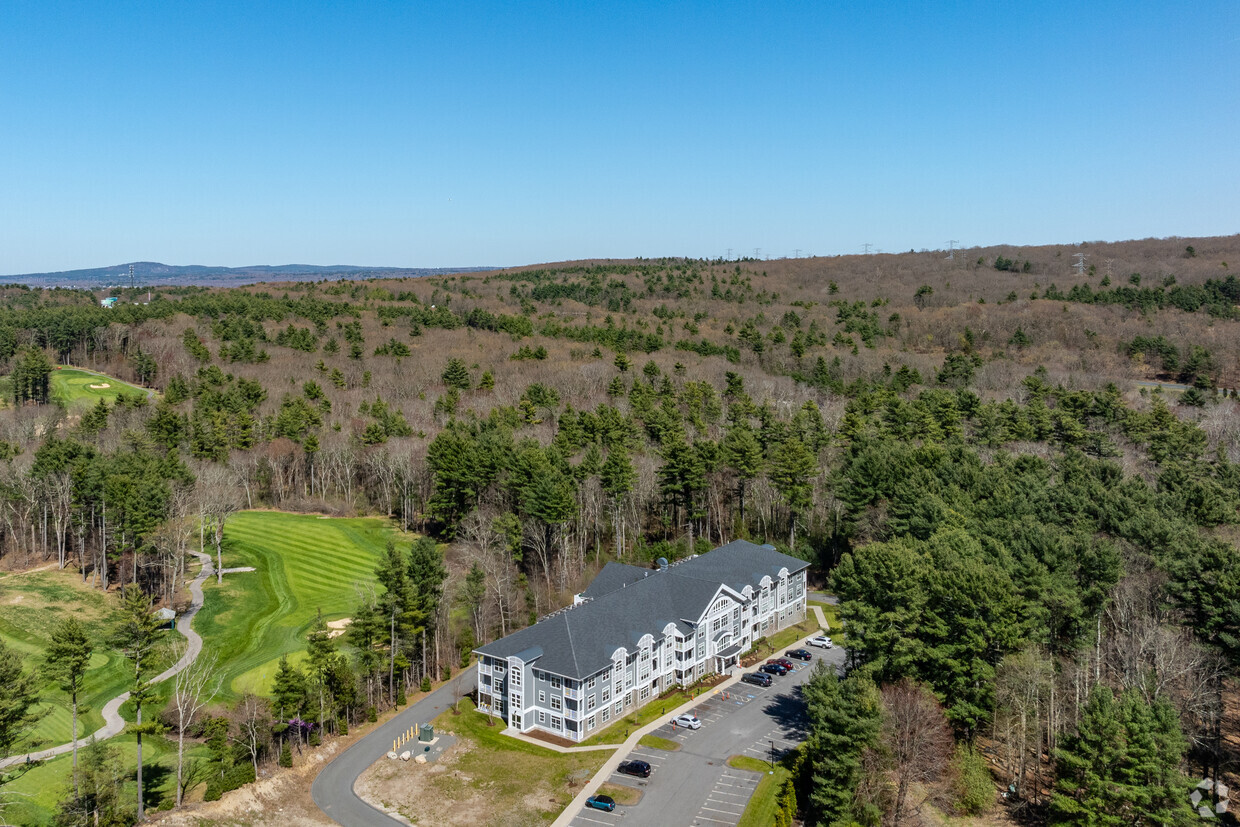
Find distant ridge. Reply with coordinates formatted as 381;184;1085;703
2;261;500;288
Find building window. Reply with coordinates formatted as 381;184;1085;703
601;707;611;723
539;690;546;704
640;686;651;701
615;701;622;715
602;686;611;702
510;669;521;686
587;676;596;689
551;696;562;711
587;695;596;711
538;711;546;725
550;675;562;689
587;715;596;730
550;716;561;731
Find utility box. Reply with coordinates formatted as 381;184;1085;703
419;723;434;743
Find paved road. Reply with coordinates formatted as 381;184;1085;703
1;549;214;769
312;670;477;826
567;644;845;827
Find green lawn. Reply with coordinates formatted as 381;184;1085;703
2;734;211;826
728;753;793;827
194;510;411;700
577;687;703;746
0;569;163;748
809;600;845;643
638;734;679;751
412;698;611;823
49;367;152;412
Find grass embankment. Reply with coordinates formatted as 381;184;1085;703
809;600;845;644
420;698;612;821
728;754;794;827
3;734;212;826
744;616;820;664
596;782;643;804
638;734;680;751
50;367;151;412
577;687;703;746
195;511;409;700
0;569;146;747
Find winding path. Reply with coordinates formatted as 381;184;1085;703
312;671;476;827
0;549;214;769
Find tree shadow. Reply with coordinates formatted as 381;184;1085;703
140;761;173;811
761;692;809;743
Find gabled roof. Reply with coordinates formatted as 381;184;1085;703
476;540;809;679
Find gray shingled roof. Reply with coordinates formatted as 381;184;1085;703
476;541;809;679
579;561;652;599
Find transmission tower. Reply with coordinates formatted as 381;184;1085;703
794;249;801;258
1072;253;1088;276
946;240;959;261
129;263;135;290
862;243;872;255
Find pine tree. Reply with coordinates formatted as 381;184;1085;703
0;638;41;761
803;665;882;826
44;618;93;796
768;437;816;548
306;610;337;731
441;358;471;390
721;422;763;529
114;587;163;822
601;446;636;558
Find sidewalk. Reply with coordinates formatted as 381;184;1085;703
549;623;829;827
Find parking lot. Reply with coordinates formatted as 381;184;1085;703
568;642;843;827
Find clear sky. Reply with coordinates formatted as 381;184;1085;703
1;1;1237;273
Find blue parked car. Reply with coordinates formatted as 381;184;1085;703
586;794;617;812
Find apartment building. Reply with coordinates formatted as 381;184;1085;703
473;540;808;742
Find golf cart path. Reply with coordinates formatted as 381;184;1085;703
0;549;214;769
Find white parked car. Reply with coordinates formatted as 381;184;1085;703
673;713;701;730
808;635;833;649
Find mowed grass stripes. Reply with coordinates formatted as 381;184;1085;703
194;511;408;700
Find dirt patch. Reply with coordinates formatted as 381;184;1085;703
88;383;110;389
523;728;577;749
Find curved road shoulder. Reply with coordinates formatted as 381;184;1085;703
312;672;477;827
0;549;214;769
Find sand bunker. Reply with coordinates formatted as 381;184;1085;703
327;618;353;639
89;383;111;389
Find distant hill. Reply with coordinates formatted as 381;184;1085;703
1;261;499;288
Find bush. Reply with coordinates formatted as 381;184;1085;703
338;717;348;736
950;745;994;815
367;706;378;722
279;741;293;768
420;675;432;693
309;728;322;747
396;686;407;706
204;762;257;801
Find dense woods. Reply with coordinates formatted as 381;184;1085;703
1;235;1238;824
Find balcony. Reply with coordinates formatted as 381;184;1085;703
564;686;582;700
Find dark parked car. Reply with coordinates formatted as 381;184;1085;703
767;658;796;671
741;671;773;687
758;662;787;676
586;794;617;812
786;649;812;661
618;759;651;778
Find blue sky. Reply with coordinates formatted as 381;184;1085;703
1;1;1236;273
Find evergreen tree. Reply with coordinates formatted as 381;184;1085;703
802;665;882;826
270;655;308;746
305;610;338;730
113;588;163;822
44;618;94;796
0;637;40;761
767;436;816;548
1051;687;1193;826
11;347;52;405
721;422;763;528
441;357;471;390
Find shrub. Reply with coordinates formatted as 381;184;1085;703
950;745;994;815
420;675;432;693
279;741;293;767
205;762;256;801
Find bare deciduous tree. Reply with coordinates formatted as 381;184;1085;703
880;679;953;826
170;646;221;806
